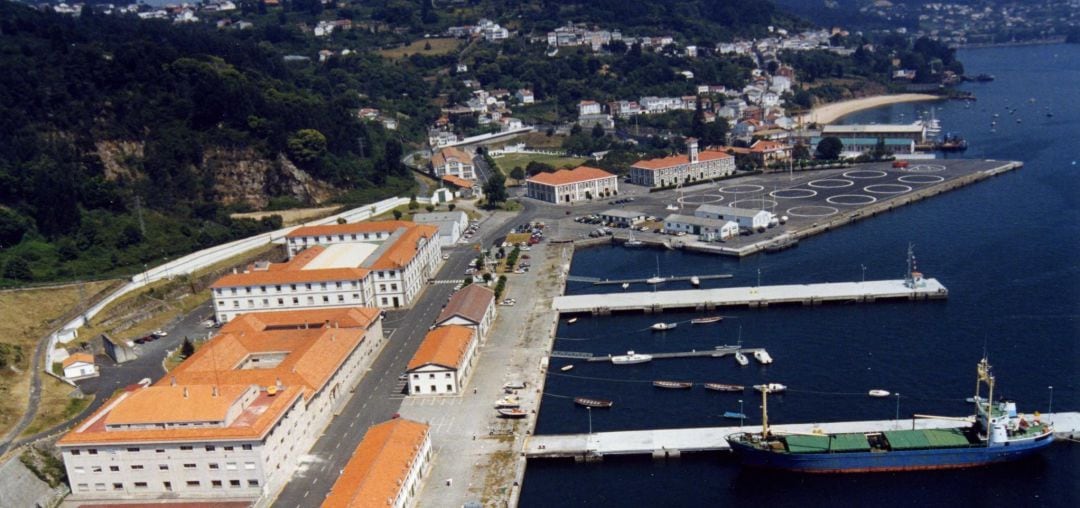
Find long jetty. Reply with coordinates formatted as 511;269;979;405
524;412;1080;461
582;347;763;363
566;274;733;285
552;278;948;314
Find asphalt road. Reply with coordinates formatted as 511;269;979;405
472;151;494;186
273;201;538;507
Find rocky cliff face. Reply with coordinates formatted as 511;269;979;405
95;141;336;209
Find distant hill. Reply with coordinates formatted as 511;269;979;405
0;1;416;285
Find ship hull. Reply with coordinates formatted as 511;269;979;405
727;432;1054;473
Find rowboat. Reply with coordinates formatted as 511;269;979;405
704;383;745;392
560;365;574;372
574;397;614;408
653;380;693;389
691;316;723;325
497;408;528;418
868;389;891;398
651;322;677;331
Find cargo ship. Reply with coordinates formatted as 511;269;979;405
726;358;1055;473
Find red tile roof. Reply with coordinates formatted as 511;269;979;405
526;166;615;186
323;419;429;508
431;147;474;168
63;353;95;368
631;150;732;170
407;325;475;371
441;174;475;188
367;224;438;270
436;284;494;326
286;220;414;240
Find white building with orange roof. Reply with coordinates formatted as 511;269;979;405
323;418;432;508
406;325;478;395
211;221;439;321
629;138;736;188
57;307;383;503
525;166;618;205
430;146;476;180
62;352;98;380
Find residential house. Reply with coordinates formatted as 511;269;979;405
431;147;476;180
62;353;98;380
515;89;535;104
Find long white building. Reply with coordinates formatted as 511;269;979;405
526;166;618;205
57;308;384;504
212;221;440;321
629;139;736;188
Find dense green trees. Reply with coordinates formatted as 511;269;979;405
816;137;844;160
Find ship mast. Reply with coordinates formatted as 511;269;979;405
761;387;770;437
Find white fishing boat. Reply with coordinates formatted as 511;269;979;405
734;351;749;366
494;397;521;408
753;350;773;365
611;350;652;365
651;322;677;331
691;316;723;325
560;364;574;372
624;231;644;248
753;383;787;393
690;275;701;287
567;317;578;324
868;389;891;398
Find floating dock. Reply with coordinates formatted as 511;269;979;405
566;274;732;286
524;412;1080;460
552;278;948;314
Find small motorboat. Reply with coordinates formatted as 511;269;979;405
868;389;891;398
651;322;677;331
497;408;528;418
646;276;665;284
567;317;578;324
753;383;787;393
734;351;749;366
692;316;723;325
723;411;748;420
690;275;701;287
753;350;773;365
574;397;614;408
494;397;520;408
503;381;526;390
560;364;574;372
704;383;745;392
653;380;693;389
611;351;652;365
621;282;630;290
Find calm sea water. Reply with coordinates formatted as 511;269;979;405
520;44;1079;507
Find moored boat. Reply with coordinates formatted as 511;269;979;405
723;411;748;420
690;275;701;287
704;383;745;392
560;364;574;372
497;408;528;418
727;358;1055;473
753;383;787;393
653;380;693;389
645;275;665;284
567;317;578;324
691;316;723;324
753;350;774;364
611;350;652;365
734;351;749;366
868;389;891;398
624;231;644;248
574;397;614;408
651;322;677;331
494;397;520;408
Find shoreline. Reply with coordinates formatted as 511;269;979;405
798;93;942;125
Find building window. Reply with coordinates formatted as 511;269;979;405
244;462;256;470
134;482;147;489
184;463;197;470
226;462;237;470
292;297;299;304
242;444;253;451
156;448;165;453
88;449;97;455
186;481;200;488
379;284;387;291
248;480;259;487
337;295;344;303
158;464;168;471
278;298;284;305
352;294;360;300
224;446;234;451
130;465;143;470
209;463;219;470
95;483;106;491
71;449;81;456
230;480;241;488
113;483;123;491
391;284;398;291
91;466;102;473
212;480;223;488
74;467;85;474
180;446;193;451
322;296;329;303
447;384;453;391
109;465;119;472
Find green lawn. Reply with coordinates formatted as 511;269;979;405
492;153;587;183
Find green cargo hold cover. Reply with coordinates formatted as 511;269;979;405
885;429;970;450
923;429;971;448
784;433;871;454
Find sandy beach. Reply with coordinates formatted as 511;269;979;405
798;93;942;125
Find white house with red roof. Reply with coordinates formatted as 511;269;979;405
525;166;618;204
629;138;736;188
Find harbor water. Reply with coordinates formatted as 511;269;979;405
520;44;1079;507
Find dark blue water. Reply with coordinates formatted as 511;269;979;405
521;45;1080;507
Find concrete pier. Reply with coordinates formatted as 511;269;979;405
553;278;948;314
524;411;1080;460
